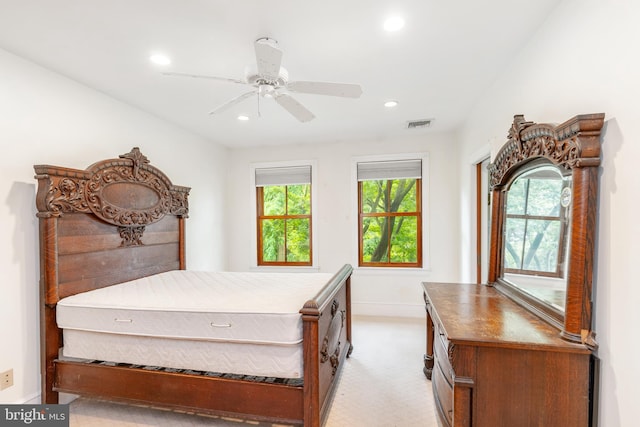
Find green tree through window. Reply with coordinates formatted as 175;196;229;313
357;159;422;267
503;168;568;277
257;183;312;266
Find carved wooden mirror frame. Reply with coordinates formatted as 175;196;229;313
487;113;604;345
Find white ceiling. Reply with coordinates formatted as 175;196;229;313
0;0;561;148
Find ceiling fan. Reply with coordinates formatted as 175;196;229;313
162;37;363;122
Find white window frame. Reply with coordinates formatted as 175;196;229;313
351;152;431;272
250;159;319;271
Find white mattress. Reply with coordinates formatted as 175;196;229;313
57;270;333;378
62;330;305;378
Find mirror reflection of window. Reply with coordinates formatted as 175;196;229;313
503;166;570;277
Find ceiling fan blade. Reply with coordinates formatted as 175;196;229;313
209;90;257;115
254;38;283;81
287;81;363;98
162;71;246;85
274;93;315;122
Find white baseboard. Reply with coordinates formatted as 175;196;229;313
16;392;41;405
21;392;78;405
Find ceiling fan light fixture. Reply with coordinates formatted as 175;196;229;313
149;53;171;66
259;84;276;97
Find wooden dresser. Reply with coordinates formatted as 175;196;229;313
422;114;605;427
422;282;593;427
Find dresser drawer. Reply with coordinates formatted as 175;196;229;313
432;356;454;426
433;320;453;382
434;334;452;377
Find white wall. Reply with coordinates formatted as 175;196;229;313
4;2;635;422
0;48;228;404
457;0;640;425
226;132;461;318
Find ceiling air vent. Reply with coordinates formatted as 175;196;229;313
406;119;433;129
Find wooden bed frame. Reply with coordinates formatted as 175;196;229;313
35;147;353;426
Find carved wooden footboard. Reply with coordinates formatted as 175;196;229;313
35;148;353;426
302;265;353;426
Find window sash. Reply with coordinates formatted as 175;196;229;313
256;184;312;266
358;178;422;267
503;177;568;277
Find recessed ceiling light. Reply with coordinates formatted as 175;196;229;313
384;100;399;108
384;16;405;32
237;115;249;121
149;54;171;66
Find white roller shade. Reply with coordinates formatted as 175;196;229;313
357;159;422;181
255;165;312;187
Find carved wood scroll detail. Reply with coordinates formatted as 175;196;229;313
44;177;91;215
34;148;190;246
448;343;455;366
118;226;146;247
320;299;345;376
488;114;604;188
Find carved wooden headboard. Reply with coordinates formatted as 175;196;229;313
34;147;190;304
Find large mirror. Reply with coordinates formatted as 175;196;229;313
502;161;571;313
487;114;604;345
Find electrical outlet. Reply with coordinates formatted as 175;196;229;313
0;369;13;390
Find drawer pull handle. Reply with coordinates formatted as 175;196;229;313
211;322;232;328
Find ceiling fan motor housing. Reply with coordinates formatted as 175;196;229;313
244;64;289;87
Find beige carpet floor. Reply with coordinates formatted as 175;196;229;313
68;315;440;427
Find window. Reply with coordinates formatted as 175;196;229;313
503;166;570;277
256;165;312;266
357;159;422;268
